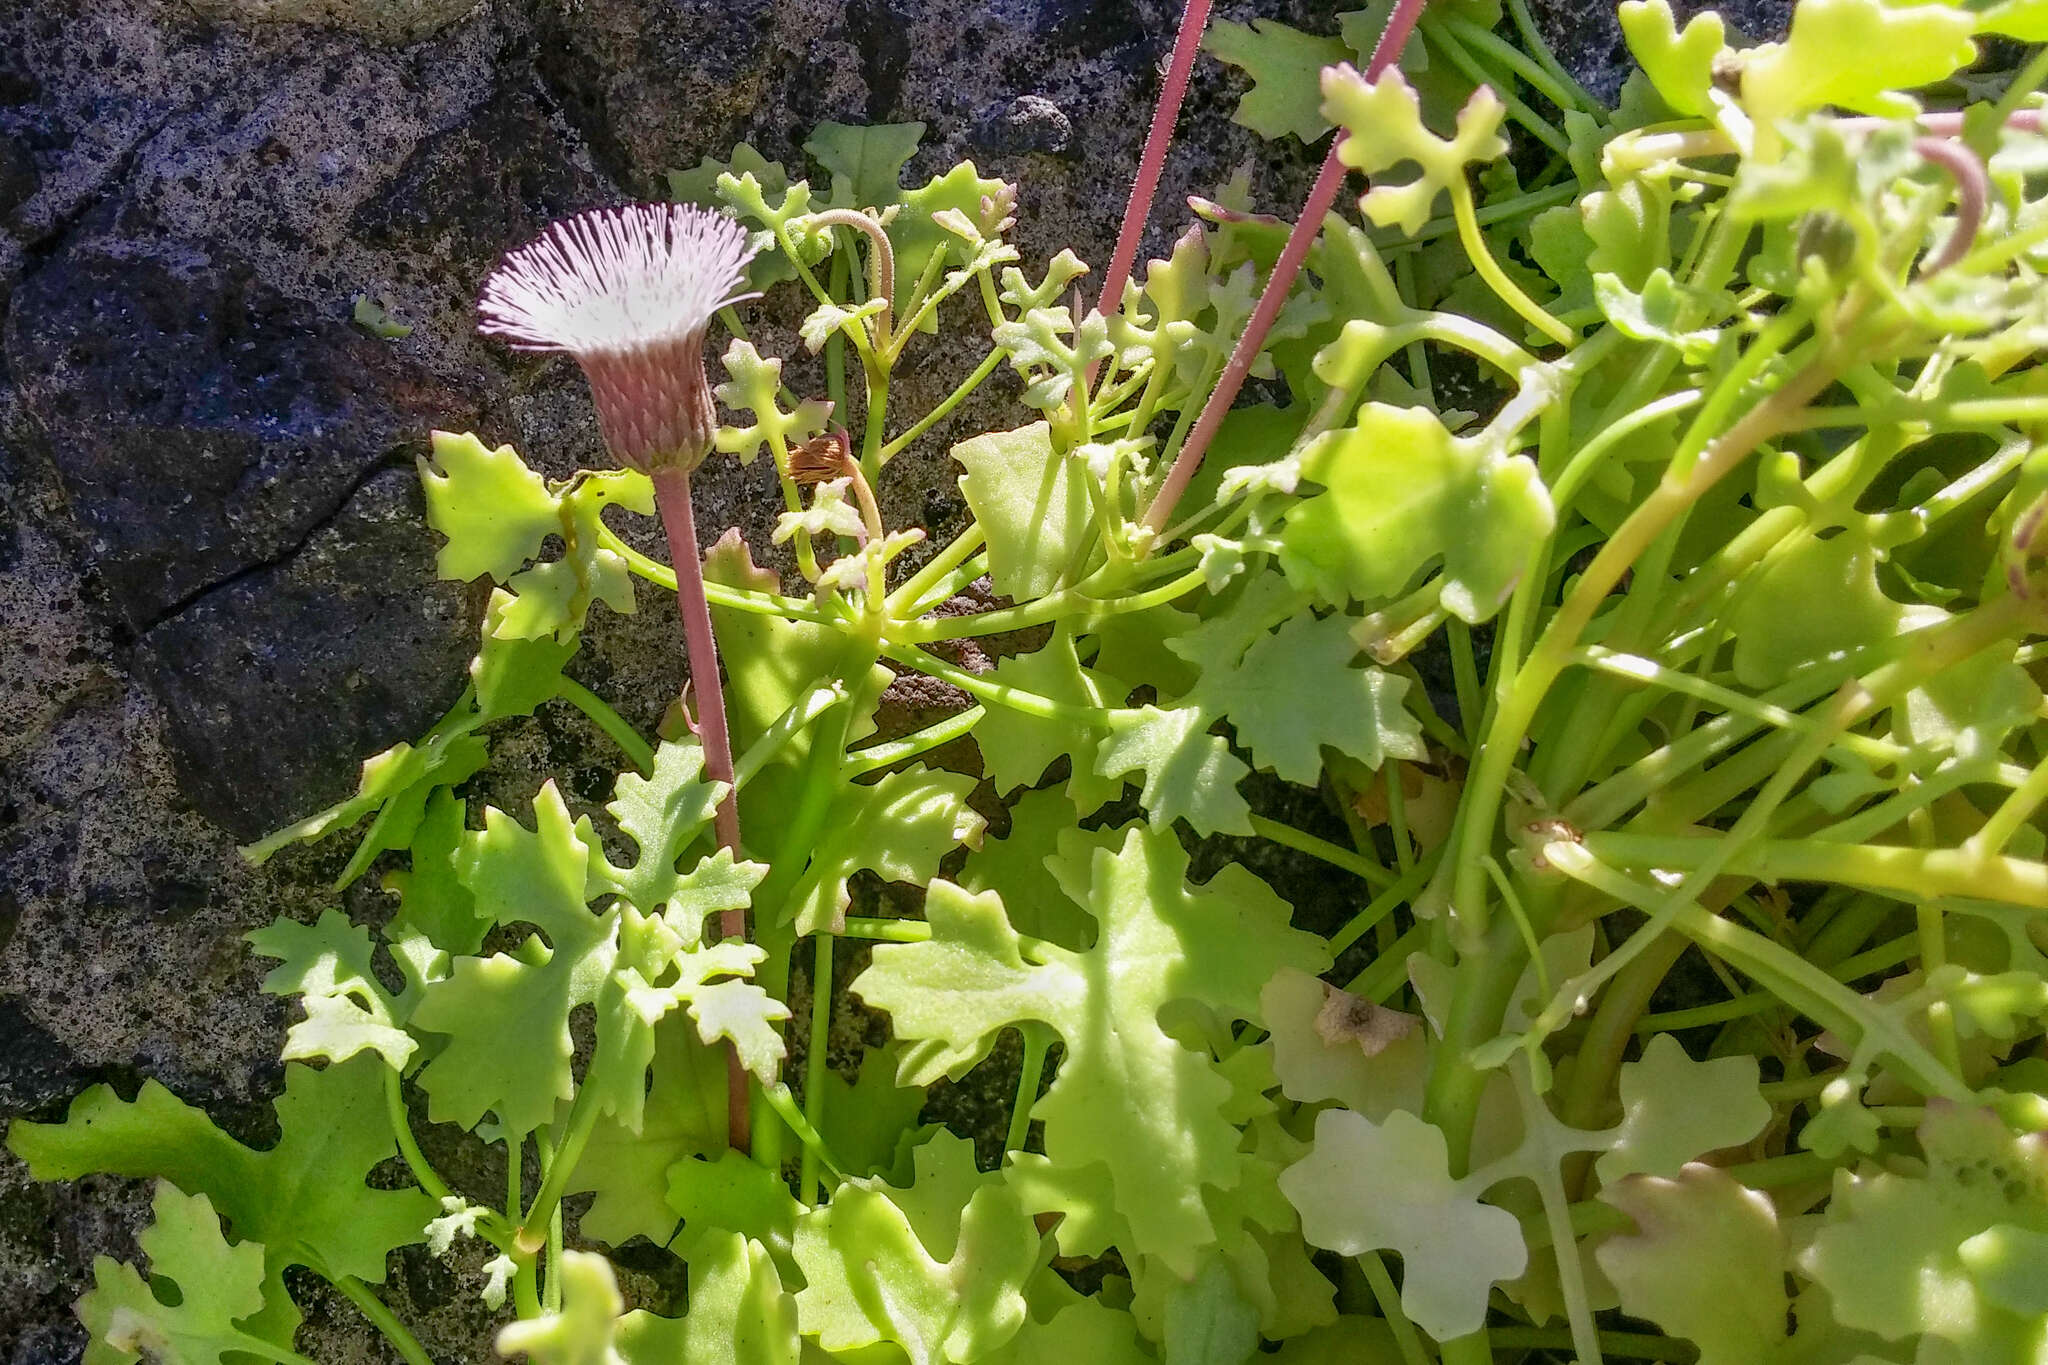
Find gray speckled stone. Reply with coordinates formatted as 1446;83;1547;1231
182;0;484;43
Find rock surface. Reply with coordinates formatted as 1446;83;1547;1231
0;0;1788;1359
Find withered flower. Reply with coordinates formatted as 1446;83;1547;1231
478;203;757;474
788;426;857;486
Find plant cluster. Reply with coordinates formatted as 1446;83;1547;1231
15;0;2048;1361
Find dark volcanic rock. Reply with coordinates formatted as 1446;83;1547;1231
976;94;1076;156
135;467;474;840
6;239;458;629
352;75;609;269
1527;0;1794;105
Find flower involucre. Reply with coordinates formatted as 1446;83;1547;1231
479;203;758;474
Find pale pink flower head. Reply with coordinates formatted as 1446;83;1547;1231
478;203;758;474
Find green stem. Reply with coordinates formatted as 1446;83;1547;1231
555;677;655;774
330;1277;433;1365
1431;10;1589;117
534;1130;564;1314
861;368;891;487
843;706;986;776
761;1083;845;1182
733;683;851;792
1344;921;1430;1000
1248;814;1395;889
887;524;987;615
1448;619;1482;746
802;932;835;1204
880;644;1111;725
1421;22;1570;155
1634;933;1919;1031
384;1069;454;1206
1370;772;1410;882
1511;1062;1604;1365
899;551;993;619
519;1078;608;1249
1005;1025;1053;1157
1971;751;2048;856
1359;1252;1431;1365
896;559;1205;642
1453;176;1575;346
1330;848;1443;955
1581;832;2048;909
1549;847;1970;1101
841;916;933;942
1455;320;1839;939
599;525;840;625
1372;182;1580;256
882;350;1005;460
1507;0;1600;113
507;1137;540;1319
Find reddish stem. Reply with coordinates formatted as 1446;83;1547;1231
649;464;751;1152
1910;136;1987;277
1096;0;1215;320
1141;0;1429;536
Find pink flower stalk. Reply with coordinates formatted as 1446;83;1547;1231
480;202;758;1151
1142;0;1430;535
480;203;758;474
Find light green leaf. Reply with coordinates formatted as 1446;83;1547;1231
497;1250;636;1365
972;627;1123;814
1188;611;1425;783
1162;1256;1260;1365
715;339;834;468
787;764;985;935
626;1232;801;1365
793;1134;1038;1363
1279;403;1553;621
1594;269;1721;362
1204;18;1350;143
1322;68;1506;234
1959;1224;2048;1316
385;787;489;954
1281;1108;1526;1340
951;422;1092;601
1617;0;1725;119
1595;1035;1771;1183
585;739;725;912
413;783;618;1135
76;1185;275;1365
854;829;1328;1272
245;910;414;1070
1094;705;1254;837
994;1299;1153;1364
567;1015;729;1248
1742;0;1977;124
1260;968;1428;1121
1728;530;1906;689
958;788;1130;952
1982;0;2048;40
816;1043;930;1181
1802;1104;2048;1360
471;595;577;718
665;1150;804;1261
419;430;561;583
799;296;888;354
9;1057;436;1349
1596;1165;1790;1365
805;121;926;209
892;161;1016;315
